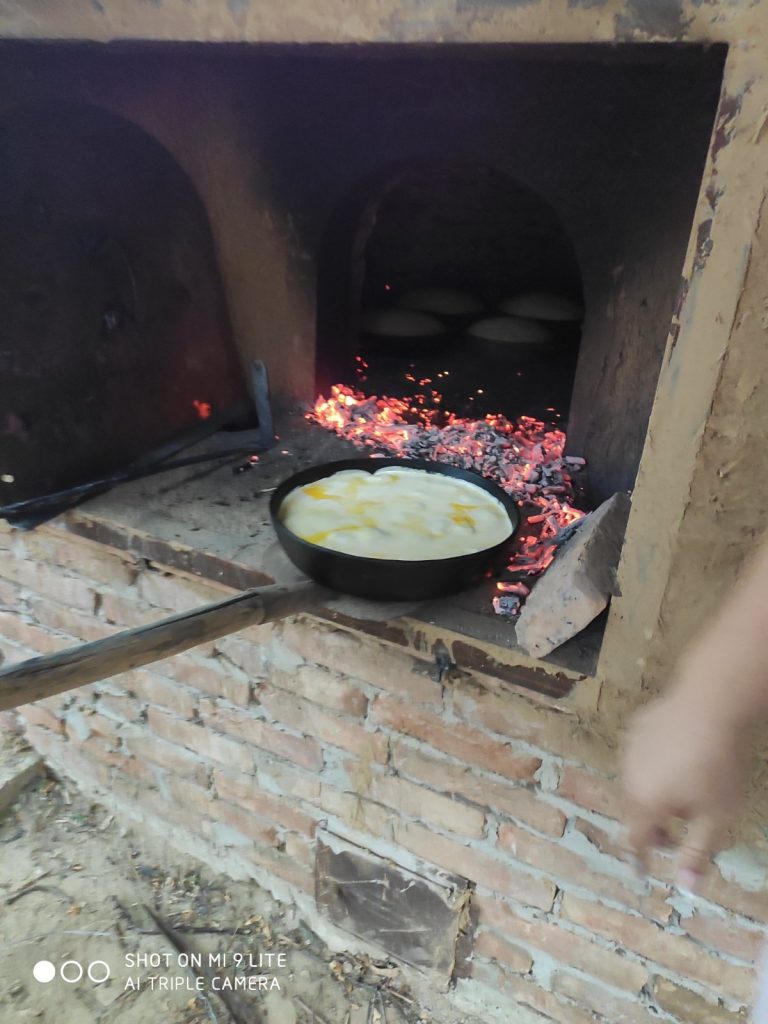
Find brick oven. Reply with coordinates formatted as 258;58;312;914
1;2;768;1022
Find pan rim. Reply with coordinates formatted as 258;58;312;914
269;456;521;569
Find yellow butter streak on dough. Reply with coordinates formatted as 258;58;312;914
280;467;511;561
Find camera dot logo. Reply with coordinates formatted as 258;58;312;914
88;961;111;984
32;959;111;984
60;961;84;984
32;961;56;984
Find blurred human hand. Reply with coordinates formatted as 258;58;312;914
622;687;748;891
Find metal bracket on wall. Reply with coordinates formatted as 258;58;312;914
431;640;456;683
201;358;276;454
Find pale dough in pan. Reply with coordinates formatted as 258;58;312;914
280;467;512;561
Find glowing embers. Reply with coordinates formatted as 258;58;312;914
309;382;587;617
192;399;212;420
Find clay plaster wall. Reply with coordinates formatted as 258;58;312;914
638;192;768;687
0;0;766;47
601;42;768;707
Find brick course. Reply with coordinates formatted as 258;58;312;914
556;763;625;820
651;977;748;1023
371;693;544;779
497;823;673;921
279;618;443;705
270;664;369;717
561;892;754;1003
680;908;765;963
472;929;534;974
365;769;486;838
392;741;563;836
255;685;388;763
551;971;665;1024
197;698;325;771
395;821;557;911
470;958;606;1024
474;892;650;993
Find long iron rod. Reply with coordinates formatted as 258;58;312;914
0;579;326;712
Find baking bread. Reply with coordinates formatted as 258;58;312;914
467;315;552;345
498;292;583;322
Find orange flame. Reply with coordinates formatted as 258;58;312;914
192;399;212;420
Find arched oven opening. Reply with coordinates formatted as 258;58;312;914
319;162;583;428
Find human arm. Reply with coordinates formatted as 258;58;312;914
623;538;768;890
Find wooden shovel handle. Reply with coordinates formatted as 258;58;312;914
0;579;327;712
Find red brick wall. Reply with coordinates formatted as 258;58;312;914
0;521;760;1023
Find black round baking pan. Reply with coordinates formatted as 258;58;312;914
269;457;521;602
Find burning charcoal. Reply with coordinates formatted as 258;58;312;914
496;581;530;597
502;569;535;583
309;382;588;609
234;454;261;474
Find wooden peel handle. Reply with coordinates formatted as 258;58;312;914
0;579;327;712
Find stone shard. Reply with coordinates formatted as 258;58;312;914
0;739;43;816
515;492;631;658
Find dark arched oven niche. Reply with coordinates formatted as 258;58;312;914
316;162;583;425
0;100;248;514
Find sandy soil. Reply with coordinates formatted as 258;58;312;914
0;737;476;1024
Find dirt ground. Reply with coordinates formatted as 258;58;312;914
0;738;482;1024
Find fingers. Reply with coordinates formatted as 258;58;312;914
625;801;671;872
626;803;722;893
676;815;723;893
